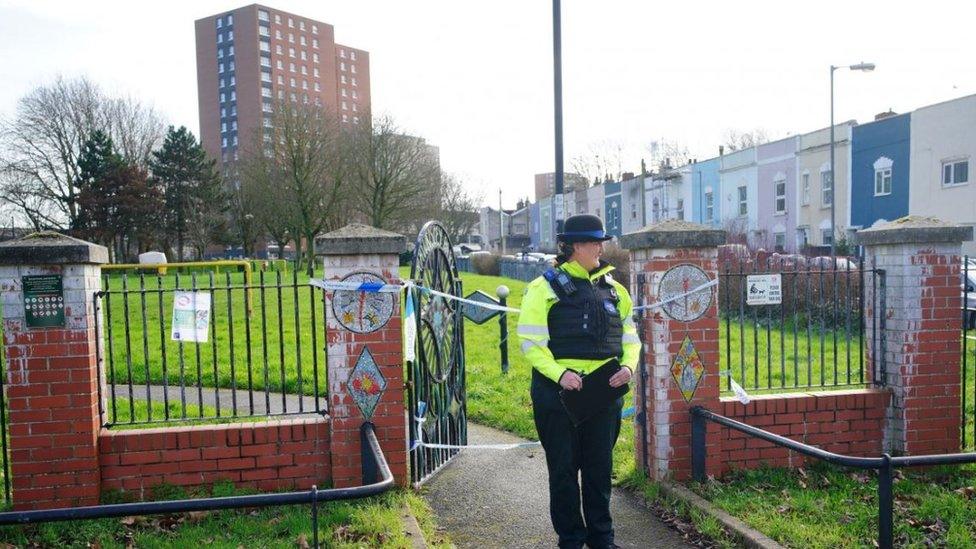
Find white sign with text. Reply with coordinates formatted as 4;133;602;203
171;291;211;342
746;274;782;305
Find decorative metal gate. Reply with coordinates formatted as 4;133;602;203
408;221;467;485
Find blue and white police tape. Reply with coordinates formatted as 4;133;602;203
409;401;541;451
631;278;718;312
309;278;404;293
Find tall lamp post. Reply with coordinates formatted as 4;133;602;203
829;61;875;256
553;0;564;237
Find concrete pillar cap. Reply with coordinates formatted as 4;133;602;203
314;224;406;256
620;220;727;250
0;232;108;265
853;215;973;246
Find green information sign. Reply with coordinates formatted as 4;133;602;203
23;275;65;328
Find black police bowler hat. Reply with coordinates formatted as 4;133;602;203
557;214;613;243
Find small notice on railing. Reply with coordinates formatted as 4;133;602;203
171;291;211;343
746;274;782;306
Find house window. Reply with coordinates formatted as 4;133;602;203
276;44;282;54
801;173;810;205
275;14;281;24
351;78;357;86
821;170;833;206
216;17;222;28
774;232;785;252
258;10;269;21
738;186;747;216
228;30;233;40
676;199;684;221
353;116;359;124
943;159;969;186
342;114;348;123
260;72;271;83
217;33;223;44
258;26;269;37
276;60;283;69
341;75;346;84
290;77;296;87
300;35;306;46
797;228;808;248
313;38;318;49
299;21;305;31
312;25;318;34
351;90;358;99
288;33;294;43
313;53;319;63
340;49;346;58
259;42;269;53
277;75;283;85
341;88;347;97
301;51;307;61
218;49;224;59
290;62;295;72
260;57;270;67
275;29;281;39
705;192;714;222
350;51;357;61
288;17;293;28
342;101;347;110
289;47;295;58
340;62;346;71
301;66;307;75
261;88;272;98
314;82;320;92
775;180;786;214
313;68;319;77
821;229;834;246
874;157;893;196
351;64;356;74
227;14;233;25
302;80;308;90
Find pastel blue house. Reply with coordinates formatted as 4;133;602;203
691;158;721;226
603;181;622;239
529;202;541;250
850;113;911;229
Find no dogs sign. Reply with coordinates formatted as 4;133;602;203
746;274;782;306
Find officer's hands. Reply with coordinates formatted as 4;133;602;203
558;370;583;391
609;366;632;388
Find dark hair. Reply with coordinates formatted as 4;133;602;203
554;241;576;266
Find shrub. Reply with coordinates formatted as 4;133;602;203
472;253;501;276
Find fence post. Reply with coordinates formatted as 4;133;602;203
691;407;706;482
496;285;509;374
621;220;727;481
855;217;972;456
314;224;408;488
878;453;893;549
0;232;107;510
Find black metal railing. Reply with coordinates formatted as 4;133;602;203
691;407;976;549
718;257;884;392
0;422;391;547
963;256;974;448
96;271;328;427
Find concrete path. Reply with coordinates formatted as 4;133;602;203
422;423;693;549
117;384;325;417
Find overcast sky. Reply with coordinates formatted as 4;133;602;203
1;0;974;209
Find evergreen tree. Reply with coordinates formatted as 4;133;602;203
149;126;226;260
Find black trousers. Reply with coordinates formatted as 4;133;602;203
531;368;623;549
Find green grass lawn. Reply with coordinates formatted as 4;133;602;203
0;481;449;548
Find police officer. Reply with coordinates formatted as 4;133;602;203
517;214;641;549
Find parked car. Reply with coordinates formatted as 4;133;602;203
963;259;976;329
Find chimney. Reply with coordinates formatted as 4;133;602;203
621;172;634;181
874;109;897;121
719;145;725;156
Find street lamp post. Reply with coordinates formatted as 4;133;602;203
829;61;875;256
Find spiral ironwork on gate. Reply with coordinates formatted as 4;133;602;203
408;221;467;485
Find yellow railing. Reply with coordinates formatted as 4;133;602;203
100;260;253;314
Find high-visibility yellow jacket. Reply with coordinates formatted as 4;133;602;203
517;260;641;383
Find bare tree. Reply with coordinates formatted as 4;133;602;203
437;173;483;244
347;116;440;233
0;76;164;231
646;139;692;171
723;128;769;152
239;100;350;273
571;139;627;186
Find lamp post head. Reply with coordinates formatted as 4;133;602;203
850;62;876;72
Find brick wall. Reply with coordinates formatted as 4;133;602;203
99;418;330;498
718;389;890;473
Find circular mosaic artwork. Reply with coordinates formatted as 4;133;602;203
658;264;713;322
332;271;395;333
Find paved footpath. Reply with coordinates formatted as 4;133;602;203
422;423;692;549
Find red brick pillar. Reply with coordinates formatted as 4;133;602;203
314;224;407;487
622;221;726;481
856;216;973;455
0;233;107;509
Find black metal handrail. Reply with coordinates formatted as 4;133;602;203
0;423;393;547
691;406;976;549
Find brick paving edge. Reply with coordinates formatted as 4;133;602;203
401;503;429;549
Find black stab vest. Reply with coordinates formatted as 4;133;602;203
545;270;624;360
